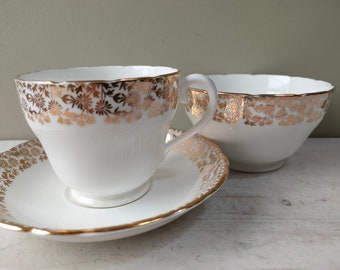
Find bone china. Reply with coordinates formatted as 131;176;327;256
15;66;218;207
185;74;334;172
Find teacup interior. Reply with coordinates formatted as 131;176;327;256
18;66;178;82
207;74;333;95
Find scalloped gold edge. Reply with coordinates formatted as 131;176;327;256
15;66;180;84
189;86;335;98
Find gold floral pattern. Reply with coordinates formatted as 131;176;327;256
186;88;333;126
15;75;179;126
172;130;228;196
0;140;47;222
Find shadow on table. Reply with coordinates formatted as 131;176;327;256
23;205;204;264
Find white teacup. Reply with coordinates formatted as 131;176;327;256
186;74;334;172
15;66;217;207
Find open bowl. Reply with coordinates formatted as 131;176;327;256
185;74;334;172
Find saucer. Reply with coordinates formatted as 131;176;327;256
0;129;228;242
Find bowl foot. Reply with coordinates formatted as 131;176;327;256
230;160;285;173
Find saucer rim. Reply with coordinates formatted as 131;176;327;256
0;129;229;237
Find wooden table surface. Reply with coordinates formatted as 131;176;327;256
0;138;339;270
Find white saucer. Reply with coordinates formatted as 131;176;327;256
0;129;228;242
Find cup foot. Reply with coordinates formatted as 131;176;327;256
65;180;151;208
230;160;285;173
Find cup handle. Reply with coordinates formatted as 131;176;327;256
165;74;218;153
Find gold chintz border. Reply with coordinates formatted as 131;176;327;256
0;140;47;225
0;129;228;236
15;72;180;126
186;88;334;126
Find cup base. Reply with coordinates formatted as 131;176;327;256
230;160;285;173
65;180;152;208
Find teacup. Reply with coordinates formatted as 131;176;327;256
185;74;334;172
15;66;218;207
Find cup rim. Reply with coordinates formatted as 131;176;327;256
191;74;335;97
15;65;180;84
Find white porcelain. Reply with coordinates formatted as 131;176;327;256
186;74;334;172
15;66;218;207
0;130;228;242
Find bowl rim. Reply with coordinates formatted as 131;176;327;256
191;74;335;97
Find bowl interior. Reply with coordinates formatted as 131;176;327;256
206;74;333;95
